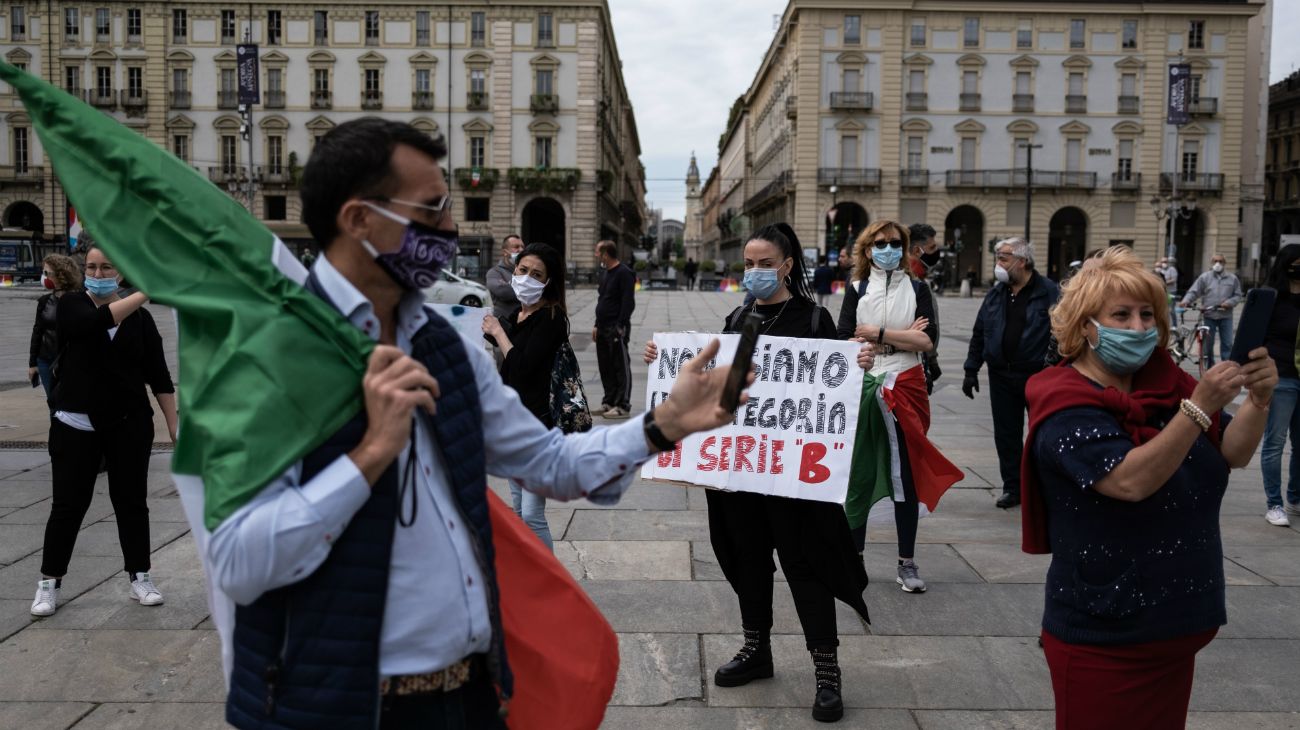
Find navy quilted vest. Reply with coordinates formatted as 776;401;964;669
226;279;511;729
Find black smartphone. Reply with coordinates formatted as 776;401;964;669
30;370;40;388
720;312;763;412
1228;288;1277;365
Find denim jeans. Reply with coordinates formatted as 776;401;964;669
510;482;553;551
1262;377;1300;509
1201;316;1234;367
35;357;53;409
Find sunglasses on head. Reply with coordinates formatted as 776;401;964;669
873;239;904;250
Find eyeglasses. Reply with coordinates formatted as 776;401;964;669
84;263;116;275
872;239;904;250
365;195;453;222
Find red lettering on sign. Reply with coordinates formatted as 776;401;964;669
657;440;683;468
697;437;718;471
770;440;784;475
718;437;732;471
799;442;831;484
733;436;756;472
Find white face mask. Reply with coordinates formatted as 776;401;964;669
511;274;547;306
1212;263;1224;274
994;264;1011;285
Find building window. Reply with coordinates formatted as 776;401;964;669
13;126;28;173
908;69;924;93
1015;71;1031;94
842;68;860;93
10;6;26;40
964;17;979;48
314;68;329;92
221;68;236;94
267;10;281;45
95;66;112;96
126;8;141;42
470;136;486;168
1122;20;1138;49
64;7;80;41
1069;19;1086;49
1190;75;1203;102
960;137;976;171
535;68;554;96
265;195;287;221
65;67;81;93
314;11;328;45
365;10;380;45
127;67;142;97
844;15;860;45
265;67;283;107
840;135;859;169
221;135;238;174
1117;139;1134;181
471;12;486;47
1066;139;1082;172
470;68;486;94
172;134;189;163
907;136;923;170
364;68;381;97
1017;19;1032;49
535;136;552;168
1188;20;1205;50
267;135;283;174
465;198;490;222
910;18;925;47
1182;140;1199;180
95;7;110;42
173;9;187;43
415;68;431;92
416;11;430;46
1014;137;1029;170
221;9;236;44
537;13;554;47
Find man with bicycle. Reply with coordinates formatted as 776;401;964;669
1180;254;1243;368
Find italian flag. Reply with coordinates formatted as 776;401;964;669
0;62;617;729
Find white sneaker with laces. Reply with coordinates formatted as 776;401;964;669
1286;502;1300;517
129;573;164;606
30;579;59;616
1265;506;1291;527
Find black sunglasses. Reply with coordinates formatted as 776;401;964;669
873;239;904;250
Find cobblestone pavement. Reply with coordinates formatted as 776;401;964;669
0;286;1296;729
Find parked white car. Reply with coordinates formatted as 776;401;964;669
423;269;493;309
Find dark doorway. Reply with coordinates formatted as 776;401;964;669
1166;209;1204;290
4;201;44;233
521;197;566;259
1047;207;1089;281
825;202;868;256
944;205;985;286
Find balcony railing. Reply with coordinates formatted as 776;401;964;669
1065;95;1088;113
744;170;792;213
412;90;434;110
208;166;245;184
946;169;1097;190
454;167;500;191
264;90;285;109
829;91;873;111
256;165;291;185
311;90;332;109
90;89;116;109
64;87;84;101
217;90;238;109
1059;171;1098;188
1013;94;1034;113
0;165;46;183
1111;172;1142;190
120;90;147;114
362;89;383;110
1189;98;1218;116
786;96;797;119
530;93;559;114
959;93;981;112
170;90;191;109
905;92;927;111
468;90;489;110
899;168;930;188
1160;173;1224;194
314;32;328;46
817;168;881;187
1118;95;1140;114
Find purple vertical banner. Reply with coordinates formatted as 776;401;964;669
1167;64;1191;125
237;44;260;105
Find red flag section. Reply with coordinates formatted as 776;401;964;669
487;491;619;729
879;366;964;513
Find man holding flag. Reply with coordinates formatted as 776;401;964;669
2;62;748;730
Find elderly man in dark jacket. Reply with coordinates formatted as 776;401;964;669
962;237;1061;509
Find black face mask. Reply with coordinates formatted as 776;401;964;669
920;250;942;267
1287;267;1300;282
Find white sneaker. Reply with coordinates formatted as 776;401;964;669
603;407;632;420
30;579;59;616
1265;506;1291;527
129;572;164;606
1286;502;1300;517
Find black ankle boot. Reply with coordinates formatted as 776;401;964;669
714;627;774;687
810;646;844;722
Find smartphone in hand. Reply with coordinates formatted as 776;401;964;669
720;312;763;412
1228;288;1276;365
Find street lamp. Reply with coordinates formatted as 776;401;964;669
1018;142;1043;241
1149;193;1196;262
826;183;839;253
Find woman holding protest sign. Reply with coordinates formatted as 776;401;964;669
643;223;874;723
837;220;962;595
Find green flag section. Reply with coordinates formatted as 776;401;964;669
0;62;375;529
844;372;892;529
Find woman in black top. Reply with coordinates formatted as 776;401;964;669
31;245;177;618
642;224;874;723
482;243;569;551
1261;243;1300;525
28;254;82;408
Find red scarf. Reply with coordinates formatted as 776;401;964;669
1020;350;1220;554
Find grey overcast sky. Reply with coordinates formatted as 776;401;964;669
614;1;1300;224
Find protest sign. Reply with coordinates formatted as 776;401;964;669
641;332;863;504
426;302;488;342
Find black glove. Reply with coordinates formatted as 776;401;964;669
962;372;979;400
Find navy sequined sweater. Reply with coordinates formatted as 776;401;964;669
1032;406;1232;645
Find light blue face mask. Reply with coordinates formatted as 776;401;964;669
84;276;119;298
1089;318;1159;375
872;247;903;271
743;264;785;300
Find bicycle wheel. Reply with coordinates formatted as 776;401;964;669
1194;330;1207;378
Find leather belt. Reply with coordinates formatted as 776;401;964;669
380;656;479;696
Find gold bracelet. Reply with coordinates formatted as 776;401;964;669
1179;399;1211;432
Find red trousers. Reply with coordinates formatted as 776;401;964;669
1042;628;1217;730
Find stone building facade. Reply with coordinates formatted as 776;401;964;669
1264;70;1300;258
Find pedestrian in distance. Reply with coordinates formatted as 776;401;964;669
28;253;82;409
1022;246;1275;730
485;234;525;320
31;244;178;617
837;220;961;595
206;118;751;729
962;237;1061;509
684;257;699;291
1260;243;1300;527
1161;257;1180;296
482;242;572;550
1179;253;1243;368
593;240;636;419
907;223;940;281
642;223;875;723
813;255;835;308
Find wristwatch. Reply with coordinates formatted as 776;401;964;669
643;410;677;453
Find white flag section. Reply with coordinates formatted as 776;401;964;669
641;332;863;504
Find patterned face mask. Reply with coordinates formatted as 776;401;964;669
361;202;459;290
